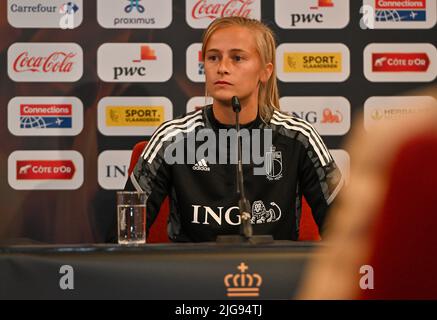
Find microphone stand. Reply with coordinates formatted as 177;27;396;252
216;96;273;244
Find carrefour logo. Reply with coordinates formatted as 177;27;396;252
98;96;173;136
277;43;350;82
8;97;83;136
7;0;83;29
8;151;84;190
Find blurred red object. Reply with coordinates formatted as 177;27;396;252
361;132;437;299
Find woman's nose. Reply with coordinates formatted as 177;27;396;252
217;58;230;75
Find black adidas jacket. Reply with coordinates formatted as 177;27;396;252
125;105;343;242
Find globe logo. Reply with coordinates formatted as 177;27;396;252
20;117;68;128
375;10;402;22
375;9;425;22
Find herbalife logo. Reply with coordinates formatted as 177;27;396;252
59;2;79;29
125;0;145;13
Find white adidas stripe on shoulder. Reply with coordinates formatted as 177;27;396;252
142;111;203;161
271;113;331;166
147;121;204;164
273;111;331;160
271;118;328;166
273;111;331;161
130;172;143;193
141;109;203;158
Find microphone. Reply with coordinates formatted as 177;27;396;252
231;96;253;239
216;97;273;244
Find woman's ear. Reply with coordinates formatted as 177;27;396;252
260;62;273;84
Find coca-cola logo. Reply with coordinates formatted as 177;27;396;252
8;43;83;82
13;51;76;73
191;0;254;20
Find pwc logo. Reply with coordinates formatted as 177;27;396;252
362;0;436;29
275;0;349;29
8;97;83;136
7;0;83;29
364;43;437;82
186;0;261;29
8;151;84;190
8;43;83;82
98;43;172;82
186;96;213;113
186;43;205;82
98;150;132;190
97;0;172;29
279;97;351;135
98;96;173;136
277;43;350;82
364;96;437;130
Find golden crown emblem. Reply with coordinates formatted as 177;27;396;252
224;263;262;298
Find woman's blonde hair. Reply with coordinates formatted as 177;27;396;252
201;17;280;122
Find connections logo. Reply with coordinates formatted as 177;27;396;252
98;97;173;135
8;97;83;136
362;0;436;28
277;43;350;82
97;0;172;29
8;151;84;190
7;0;83;28
275;0;349;29
97;43;172;82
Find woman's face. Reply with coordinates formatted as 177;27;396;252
204;26;272;106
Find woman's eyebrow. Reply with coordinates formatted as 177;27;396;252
205;48;248;53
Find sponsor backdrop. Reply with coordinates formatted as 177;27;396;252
0;0;436;243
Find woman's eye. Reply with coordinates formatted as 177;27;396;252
234;56;242;62
207;55;217;61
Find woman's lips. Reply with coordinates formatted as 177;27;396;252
214;81;232;85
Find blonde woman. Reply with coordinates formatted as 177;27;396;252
125;17;343;242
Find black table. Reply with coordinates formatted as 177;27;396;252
0;241;320;300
